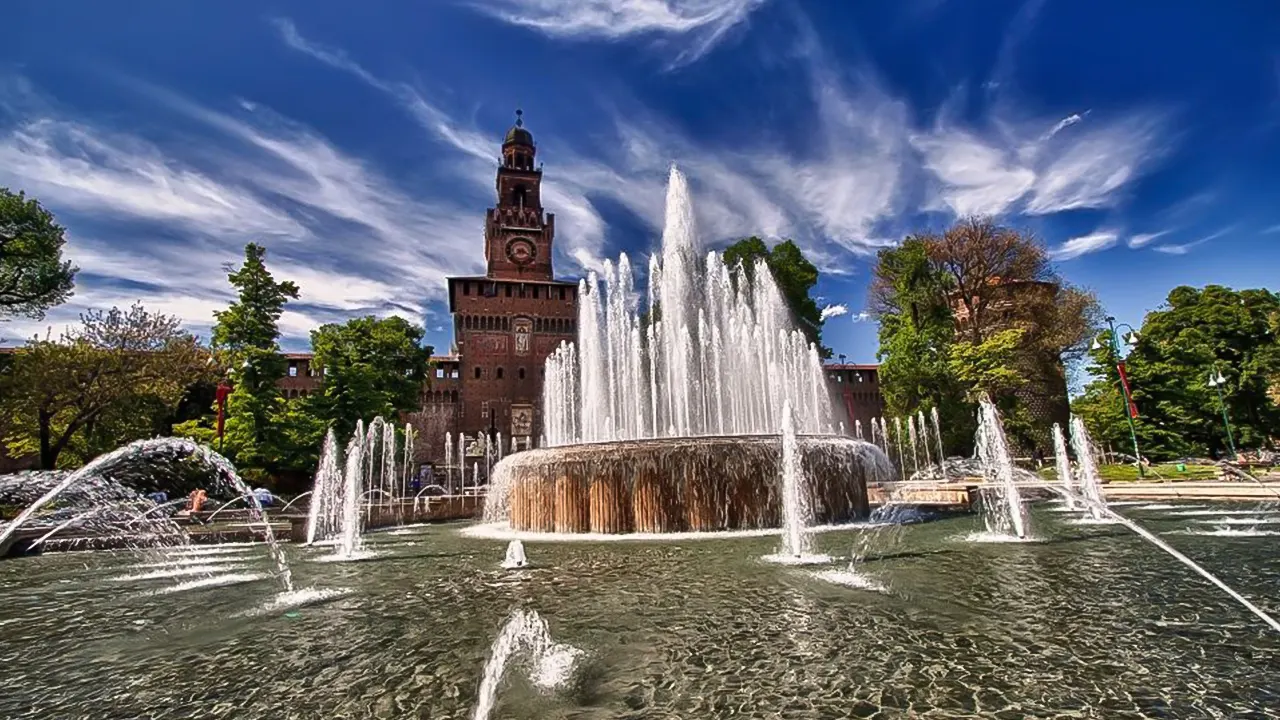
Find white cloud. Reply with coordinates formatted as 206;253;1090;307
1152;226;1233;256
466;0;768;66
272;19;908;274
819;303;848;321
914;110;1165;218
1127;230;1170;248
0;81;489;345
1049;230;1119;261
851;311;872;323
0;119;303;239
1264;224;1280;234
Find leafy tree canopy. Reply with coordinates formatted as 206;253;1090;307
1073;285;1280;460
723;237;829;357
308;315;432;438
0;188;77;319
870;219;1103;453
0;303;209;469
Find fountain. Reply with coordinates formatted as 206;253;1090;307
1052;423;1078;511
502;539;528;569
484;167;888;535
303;418;415;556
473;609;583;720
974;397;1029;539
0;437;294;591
1070;416;1109;520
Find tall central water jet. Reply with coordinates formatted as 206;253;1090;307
543;167;832;445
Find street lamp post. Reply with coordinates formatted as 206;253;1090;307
1092;316;1144;477
1207;366;1237;460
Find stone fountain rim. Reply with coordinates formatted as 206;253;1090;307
497;434;882;465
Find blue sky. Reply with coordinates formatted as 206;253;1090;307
2;0;1278;363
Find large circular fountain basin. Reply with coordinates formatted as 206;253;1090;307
485;436;890;534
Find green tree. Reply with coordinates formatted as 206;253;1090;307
722;237;829;357
180;243;298;472
0;303;208;468
869;237;973;454
870;220;1102;453
1074;285;1280;459
308;315;432;438
0;188;77;319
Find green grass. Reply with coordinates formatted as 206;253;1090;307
1039;463;1219;483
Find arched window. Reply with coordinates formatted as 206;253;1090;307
518;367;526;380
474;367;482;379
497;367;505;380
512;185;528;208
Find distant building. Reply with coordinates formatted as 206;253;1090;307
824;363;885;437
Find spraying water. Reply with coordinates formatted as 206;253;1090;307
931;407;946;478
1058;422;1280;635
472;609;583;720
777;403;812;557
445;432;454;493
907;415;920;476
917;411;932;473
894;417;906;482
0;437;294;591
543;166;832;446
502;539;528;569
975;398;1029;539
337;423;367;558
1069;416;1108;520
1051;423;1077;511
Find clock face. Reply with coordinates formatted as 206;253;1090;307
506;238;536;265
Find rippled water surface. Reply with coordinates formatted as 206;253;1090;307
2;504;1279;719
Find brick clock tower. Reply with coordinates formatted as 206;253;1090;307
447;111;579;448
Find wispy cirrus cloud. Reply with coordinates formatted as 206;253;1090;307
272;18;908;275
1049;230;1119;261
913;109;1166;218
850;311;872;323
464;0;769;67
1152;225;1234;255
1127;229;1171;248
0;79;484;346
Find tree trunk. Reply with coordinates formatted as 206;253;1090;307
38;411;55;470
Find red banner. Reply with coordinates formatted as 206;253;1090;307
215;382;231;438
1116;362;1139;418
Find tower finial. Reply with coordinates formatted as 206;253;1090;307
515;108;523;128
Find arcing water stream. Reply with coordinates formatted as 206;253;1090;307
0;437;294;592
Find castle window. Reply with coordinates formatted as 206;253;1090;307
497;367;505;379
486;282;498;297
288;365;298;377
451;368;459;379
518;285;526;298
474;367;482;379
518;367;526;380
505;284;512;298
463;282;470;296
436;368;445;379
